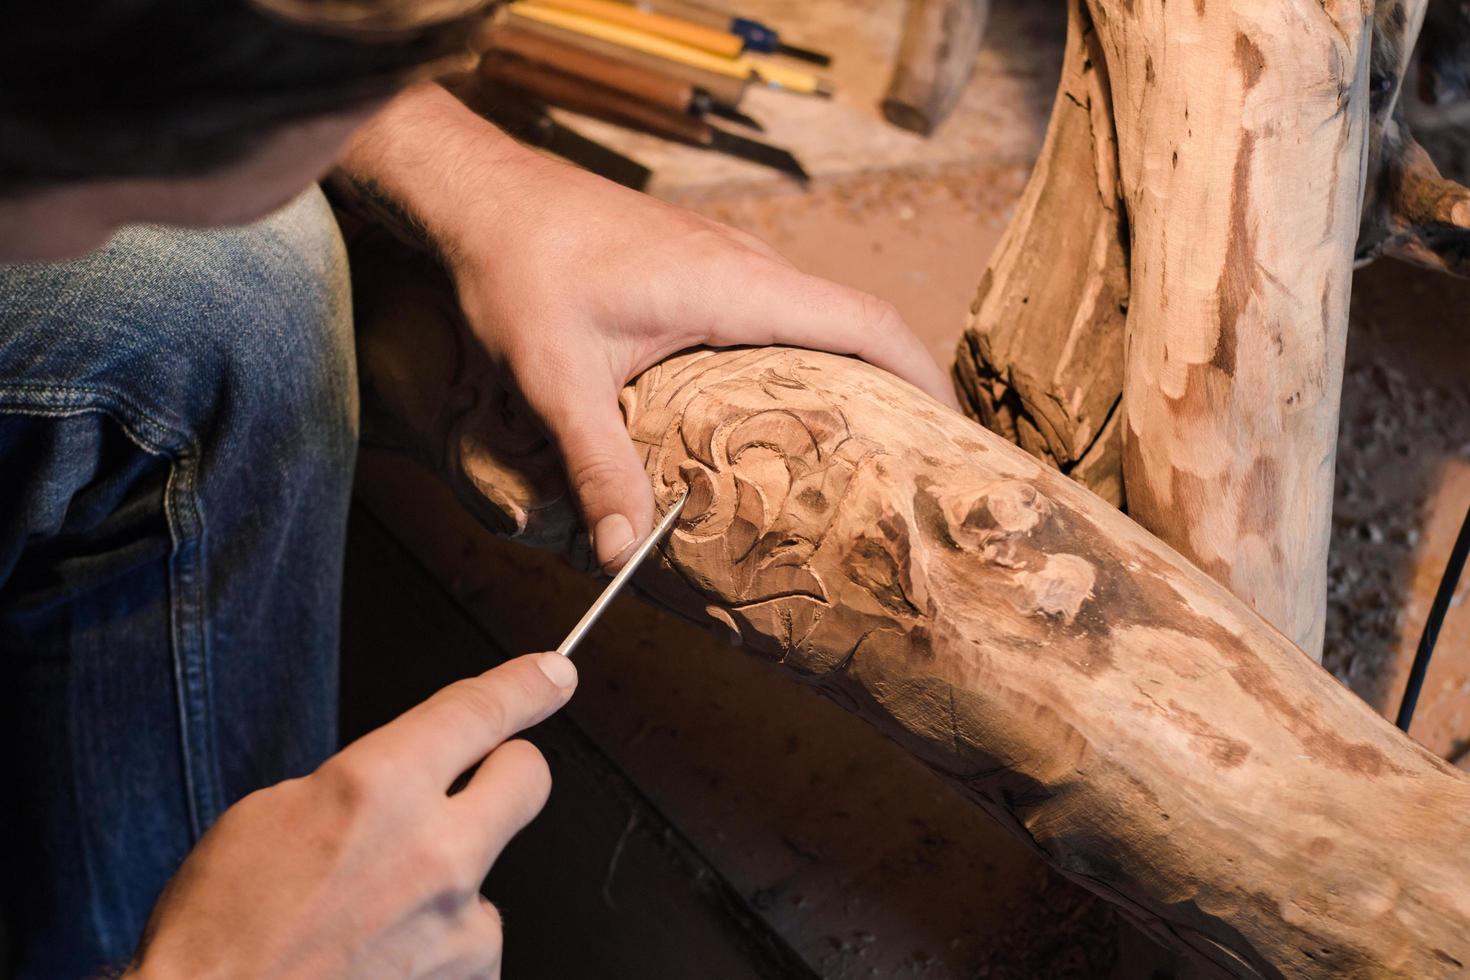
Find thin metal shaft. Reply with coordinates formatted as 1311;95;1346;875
556;491;689;658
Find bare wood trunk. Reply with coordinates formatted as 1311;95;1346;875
1096;1;1374;659
953;0;1128;507
880;0;990;136
349;232;1470;977
955;0;1470;661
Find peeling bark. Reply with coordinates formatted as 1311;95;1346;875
953;0;1128;508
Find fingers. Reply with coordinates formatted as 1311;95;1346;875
343;653;577;790
453;739;554;867
523;364;657;572
702;263;961;411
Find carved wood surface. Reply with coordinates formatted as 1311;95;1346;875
350;233;1470;976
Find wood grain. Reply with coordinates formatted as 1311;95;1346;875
349;230;1470;976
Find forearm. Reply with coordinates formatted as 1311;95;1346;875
331;82;549;260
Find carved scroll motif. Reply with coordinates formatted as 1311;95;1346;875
624;351;1107;688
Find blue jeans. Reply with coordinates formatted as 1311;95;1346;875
0;188;358;978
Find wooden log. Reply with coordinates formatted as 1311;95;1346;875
953;0;1470;661
880;0;990;136
348;229;1470;977
1093;0;1378;659
953;0;1128;507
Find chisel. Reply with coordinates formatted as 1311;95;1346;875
556;491;688;657
617;0;833;66
451;76;653;190
511;2;832;96
480;51;810;182
528;0;744;58
501;7;749;106
486;22;762;130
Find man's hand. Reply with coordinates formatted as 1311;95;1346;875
339;84;961;572
128;653;577;980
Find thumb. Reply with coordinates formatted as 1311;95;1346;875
530;373;655;573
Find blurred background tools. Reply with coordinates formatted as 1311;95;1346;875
459;0;992;202
472;0;824;186
528;0;747;59
478;50;810;182
450;76;653;190
599;0;833;66
490;23;763;131
496;10;749;105
508;1;832;96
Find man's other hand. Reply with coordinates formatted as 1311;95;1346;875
128;653;577;980
340;85;961;574
451;159;962;572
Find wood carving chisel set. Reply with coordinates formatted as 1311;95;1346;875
468;0;831;184
622;0;832;65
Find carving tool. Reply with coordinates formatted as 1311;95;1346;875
717;16;831;66
617;1;834;66
502;8;749;107
481;52;810;182
529;0;743;58
557;490;688;657
486;22;763;131
511;2;833;96
451;76;652;189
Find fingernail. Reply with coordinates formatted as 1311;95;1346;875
593;513;636;572
536;652;578;690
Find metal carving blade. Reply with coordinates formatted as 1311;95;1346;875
535;114;653;191
556;490;688;658
776;42;832;67
707;129;810;185
463;85;653;191
706;102;765;133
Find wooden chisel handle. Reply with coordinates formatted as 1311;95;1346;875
510;3;827;95
501;8;749;105
486;22;697;115
526;0;743;58
480;52;713;146
620;0;728;31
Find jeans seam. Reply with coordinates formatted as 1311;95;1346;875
161;454;220;835
0;382;190;456
0;387;221;839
